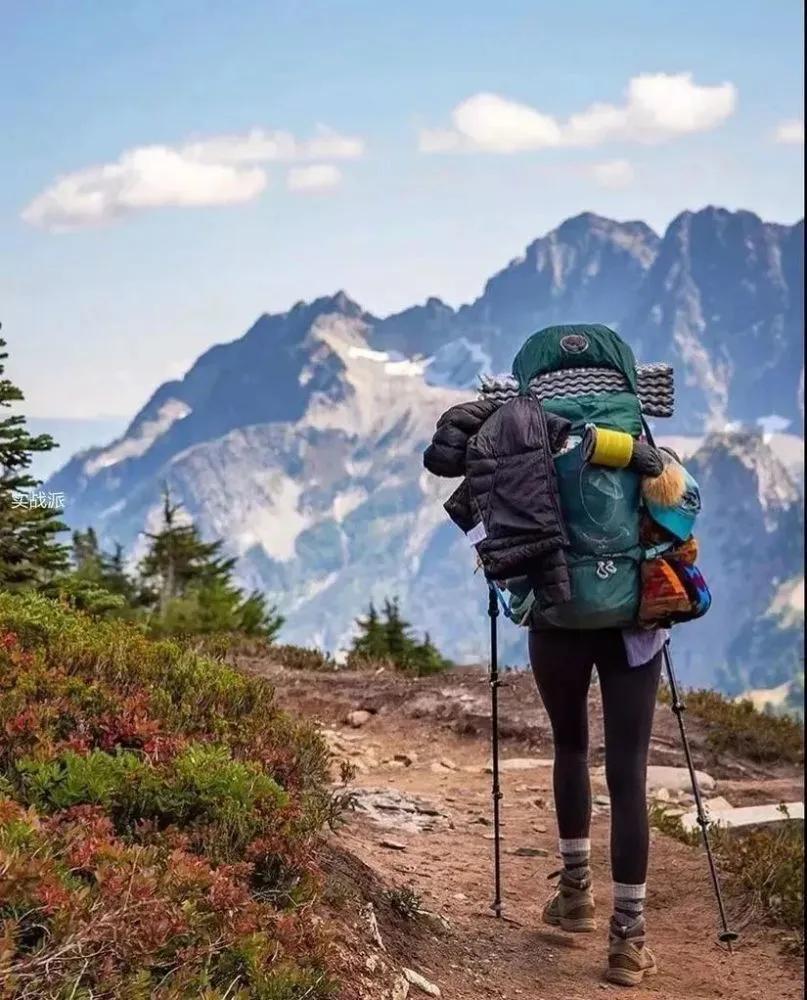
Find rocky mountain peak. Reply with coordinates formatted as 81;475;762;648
623;208;803;432
553;211;659;258
309;290;365;318
46;206;804;691
372;297;459;357
436;211;663;373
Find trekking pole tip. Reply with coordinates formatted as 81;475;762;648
719;929;739;954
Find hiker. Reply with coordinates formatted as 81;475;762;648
424;324;710;987
531;622;663;986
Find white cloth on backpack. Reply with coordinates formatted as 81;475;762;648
622;627;669;667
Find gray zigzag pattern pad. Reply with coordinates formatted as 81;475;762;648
478;364;674;418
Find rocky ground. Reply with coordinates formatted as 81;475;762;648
242;659;804;1000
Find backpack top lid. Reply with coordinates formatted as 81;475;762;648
512;324;638;394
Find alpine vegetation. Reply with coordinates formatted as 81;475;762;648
0;593;339;997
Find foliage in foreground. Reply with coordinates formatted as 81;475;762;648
712;815;804;952
0;592;338;999
383;885;424;921
347;598;451;676
271;645;338;673
649;804;804;953
658;683;804;764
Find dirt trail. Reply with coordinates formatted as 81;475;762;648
245;660;803;1000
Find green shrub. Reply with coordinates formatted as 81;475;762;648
383;885;423;920
16;748;147;813
14;744;289;862
272;644;337;672
658;684;804;764
649;802;804;952
0;592;339;997
648;803;699;846
712;813;804;952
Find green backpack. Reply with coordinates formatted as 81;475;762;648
512;324;643;630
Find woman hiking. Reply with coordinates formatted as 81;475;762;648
532;626;664;986
423;323;704;987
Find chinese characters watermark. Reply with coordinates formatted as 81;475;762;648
12;491;66;510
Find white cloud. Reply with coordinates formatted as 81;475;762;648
450;92;562;153
181;125;364;165
22;147;266;231
589;159;635;189
286;164;342;193
774;118;804;144
419;72;737;154
22;125;363;231
566;73;737;146
303;127;364;161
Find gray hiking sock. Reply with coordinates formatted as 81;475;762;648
559;837;591;883
612;882;646;933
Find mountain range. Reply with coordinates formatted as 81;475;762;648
46;205;804;692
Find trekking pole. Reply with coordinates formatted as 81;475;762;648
487;583;504;918
663;640;738;950
639;418;738;948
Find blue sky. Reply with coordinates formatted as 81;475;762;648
2;0;803;419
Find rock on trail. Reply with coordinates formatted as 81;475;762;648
351;788;452;834
681;800;804;834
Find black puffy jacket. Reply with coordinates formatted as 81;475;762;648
422;399;498;477
423;396;572;605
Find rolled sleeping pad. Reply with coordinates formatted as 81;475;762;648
581;424;665;477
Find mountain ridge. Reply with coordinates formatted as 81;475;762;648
46;205;804;689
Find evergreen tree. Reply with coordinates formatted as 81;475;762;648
46;529;140;616
406;631;452;677
0;333;68;586
351;602;388;660
349;596;451;675
44;527;123;616
381;597;411;662
237;589;283;642
139;484;283;639
101;542;138;603
71;527;104;580
139;485;235;612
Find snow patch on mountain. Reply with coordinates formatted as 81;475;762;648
346;345;392;363
346;344;426;378
84;399;191;474
306;316;460;443
425;338;491;389
769;576;805;630
332;487;368;522
233;474;310;562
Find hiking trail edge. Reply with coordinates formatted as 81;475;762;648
244;658;803;1000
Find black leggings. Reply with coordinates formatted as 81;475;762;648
528;629;662;885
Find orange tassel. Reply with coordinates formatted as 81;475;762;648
641;453;686;508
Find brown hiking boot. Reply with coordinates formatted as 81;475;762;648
542;870;596;932
606;917;658;986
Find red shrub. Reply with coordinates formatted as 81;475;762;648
0;595;338;998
